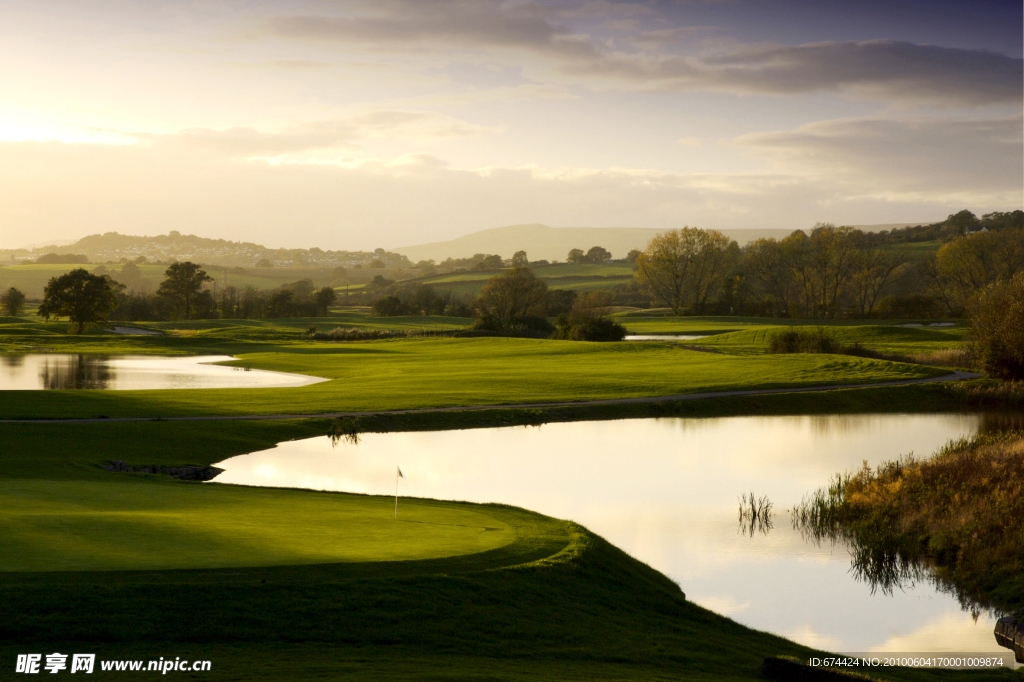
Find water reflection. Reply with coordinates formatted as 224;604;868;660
212;413;1011;656
1;354;24;368
39;355;114;390
0;354;327;390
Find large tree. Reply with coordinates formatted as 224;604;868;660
474;267;549;331
931;228;1024;314
969;272;1024;380
635;228;736;315
743;238;796;317
37;269;123;333
157;261;213;319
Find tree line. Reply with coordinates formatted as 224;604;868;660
633;211;1023;318
23;262;339;333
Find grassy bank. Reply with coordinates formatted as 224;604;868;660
795;431;1024;616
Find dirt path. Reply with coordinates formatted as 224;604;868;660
0;371;981;425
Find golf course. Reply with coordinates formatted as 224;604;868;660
1;307;1018;680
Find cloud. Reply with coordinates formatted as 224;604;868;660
147;110;501;156
254;2;1022;106
256;1;598;60
735;115;1023;197
261;59;331;70
568;40;1022;106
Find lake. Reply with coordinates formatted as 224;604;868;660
0;354;326;390
213;413;1013;661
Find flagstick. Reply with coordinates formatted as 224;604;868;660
394;467;399;519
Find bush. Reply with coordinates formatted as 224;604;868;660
969;273;1024;380
767;327;843;354
554;316;627;342
371;296;409;316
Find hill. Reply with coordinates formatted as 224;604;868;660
393;223;930;262
1;231;412;269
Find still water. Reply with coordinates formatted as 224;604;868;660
214;413;1011;658
0;354;326;390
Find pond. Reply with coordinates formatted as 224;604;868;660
0;354;326;390
213;413;1015;661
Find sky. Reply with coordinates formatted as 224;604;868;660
0;0;1021;251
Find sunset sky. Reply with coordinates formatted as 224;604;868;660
1;0;1021;251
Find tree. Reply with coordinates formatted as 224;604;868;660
474;268;549;331
808;224;859;318
157;262;213;319
945;209;981;236
743;238;796;317
1;287;26;317
510;250;529;267
849;248;908;316
365;275;394;298
585;246;612;263
635;228;736;315
969;272;1024;379
372;295;407;316
566;248;586;264
931;228;1024;314
117;262;147;292
37;268;123;333
314;286;337;315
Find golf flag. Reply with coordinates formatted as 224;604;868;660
395;466;404;518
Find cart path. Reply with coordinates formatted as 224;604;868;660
0;371;981;424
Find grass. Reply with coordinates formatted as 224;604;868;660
0;479;514;571
613;311;964;336
0;334;948;419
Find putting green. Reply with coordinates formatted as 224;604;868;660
0;479;513;572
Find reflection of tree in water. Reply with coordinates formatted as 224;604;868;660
328;417;362;447
2;354;26;368
39;355;114;390
791;507;994;620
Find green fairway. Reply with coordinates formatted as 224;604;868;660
0;336;948;419
0;479;512;571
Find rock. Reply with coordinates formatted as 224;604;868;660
994;615;1024;664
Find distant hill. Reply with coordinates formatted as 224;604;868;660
2;231;411;269
392;223;931;262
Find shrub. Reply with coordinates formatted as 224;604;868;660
767;327;842;354
554;316;627;342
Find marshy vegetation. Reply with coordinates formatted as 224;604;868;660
737;491;774;537
793;431;1024;615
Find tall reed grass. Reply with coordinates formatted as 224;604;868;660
793;431;1024;614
